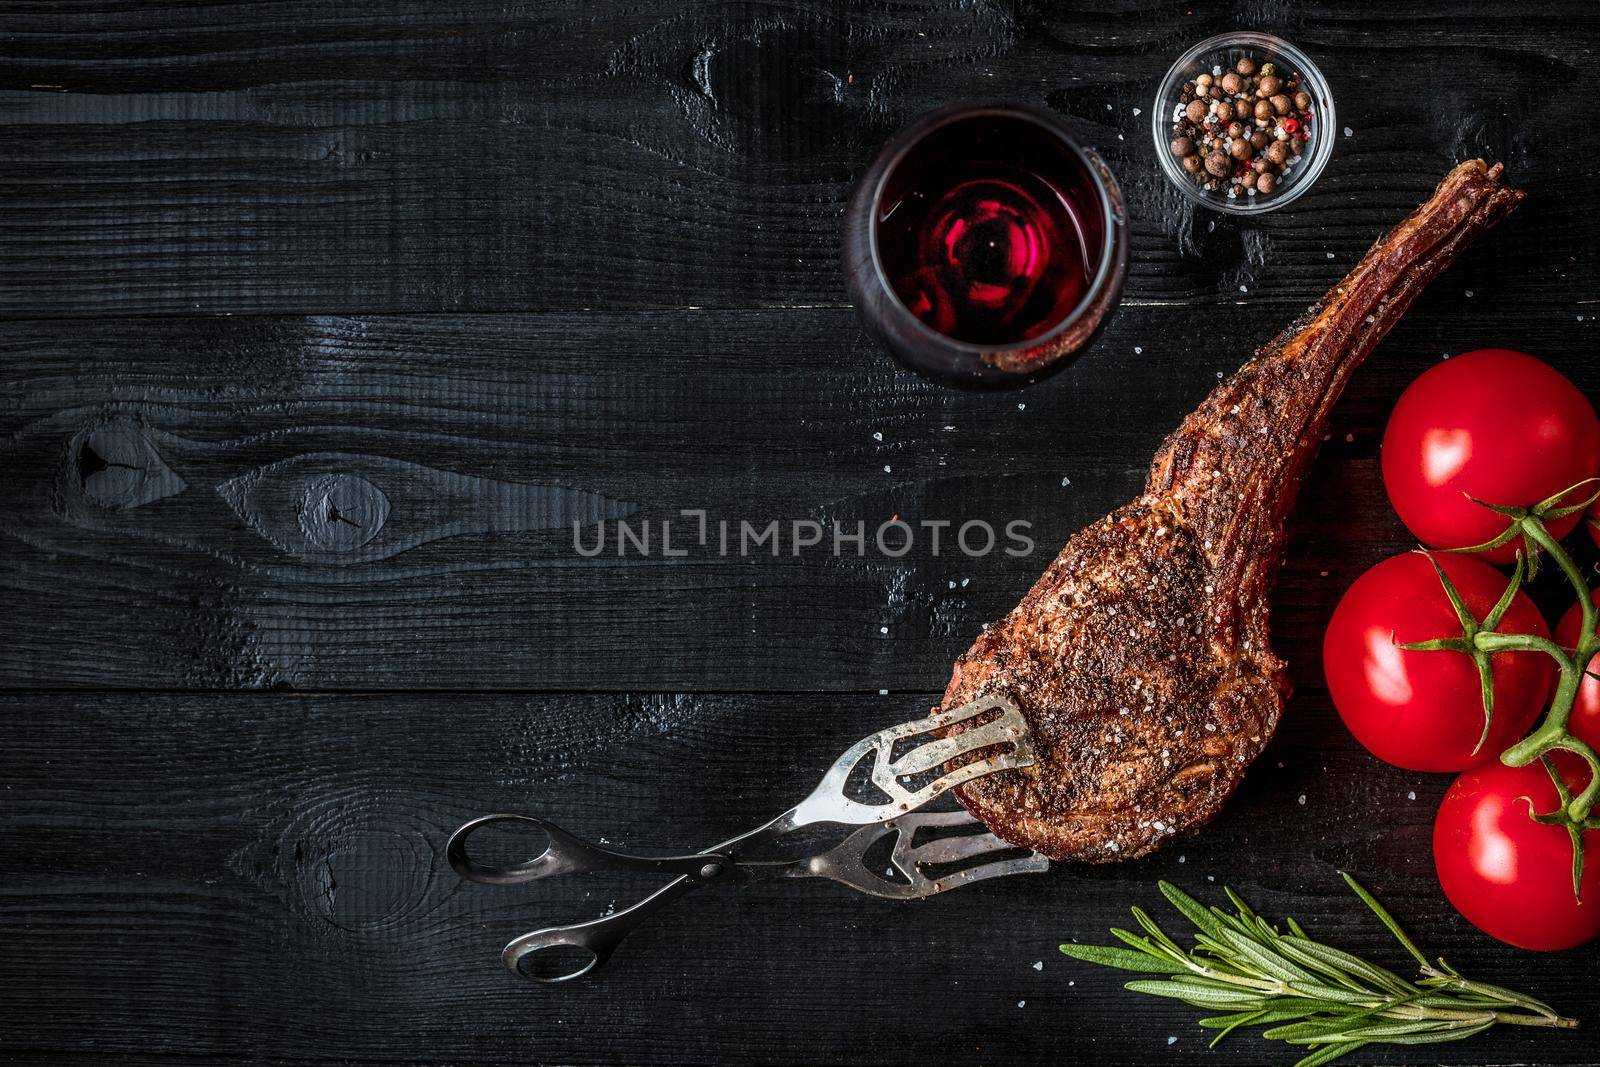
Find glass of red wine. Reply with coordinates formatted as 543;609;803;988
843;103;1127;388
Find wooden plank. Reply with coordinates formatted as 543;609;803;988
1;689;1595;1065
4;288;1584;691
1;1;1596;316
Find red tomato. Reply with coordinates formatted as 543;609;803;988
1323;552;1552;772
1551;592;1600;753
1382;349;1600;564
1434;755;1600;950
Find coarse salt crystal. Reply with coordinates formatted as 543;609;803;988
1298;794;1307;805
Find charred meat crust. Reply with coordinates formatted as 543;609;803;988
944;161;1523;863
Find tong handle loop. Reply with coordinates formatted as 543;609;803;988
447;813;735;885
501;878;701;982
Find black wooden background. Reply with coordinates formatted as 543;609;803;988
4;2;1599;1065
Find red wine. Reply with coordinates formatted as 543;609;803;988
843;104;1127;387
875;116;1101;346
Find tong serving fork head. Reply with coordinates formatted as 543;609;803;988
787;694;1036;829
786;809;1050;899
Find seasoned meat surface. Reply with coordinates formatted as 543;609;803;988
945;161;1524;862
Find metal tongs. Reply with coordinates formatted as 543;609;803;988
448;695;1049;981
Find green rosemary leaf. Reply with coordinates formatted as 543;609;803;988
1339;872;1429;969
1347;1020;1495;1046
1056;943;1184;974
1200;1008;1277;1048
1123;979;1268;1010
1269;1017;1451;1043
1202;1005;1316;1030
1278;936;1414;995
1218;926;1317;985
1058;877;1577;1065
1292;1039;1367;1067
1158;880;1228;940
1223;886;1258;924
1435;976;1559;1018
1108;926;1156;952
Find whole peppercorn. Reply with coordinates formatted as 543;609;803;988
1250;130;1272;149
1294;90;1312;111
1186;99;1208;124
1227;121;1245;138
1252;157;1269;174
1181;153;1203;174
1214;101;1234;122
1269;93;1292;116
1204;150;1233;178
1170;135;1194;157
1265;140;1290;165
1257;171;1278;194
1254;99;1272;121
1228;138;1253;161
1235;56;1258;76
1291;135;1306;154
1257;74;1282;97
1240;170;1258;190
1196;73;1213;90
1221;72;1244;94
1208;85;1224;99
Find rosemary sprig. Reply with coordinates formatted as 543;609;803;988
1059;873;1576;1067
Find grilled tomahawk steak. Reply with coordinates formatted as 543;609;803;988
945;160;1523;862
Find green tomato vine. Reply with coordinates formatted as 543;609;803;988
1402;480;1600;899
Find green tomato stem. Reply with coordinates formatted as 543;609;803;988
1500;517;1600;825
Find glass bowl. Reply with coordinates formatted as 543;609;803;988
1151;31;1335;214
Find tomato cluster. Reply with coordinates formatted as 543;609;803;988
1324;349;1600;951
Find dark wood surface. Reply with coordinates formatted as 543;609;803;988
3;2;1599;1065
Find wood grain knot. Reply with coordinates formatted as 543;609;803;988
66;417;186;511
275;794;439;938
298;473;390;552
